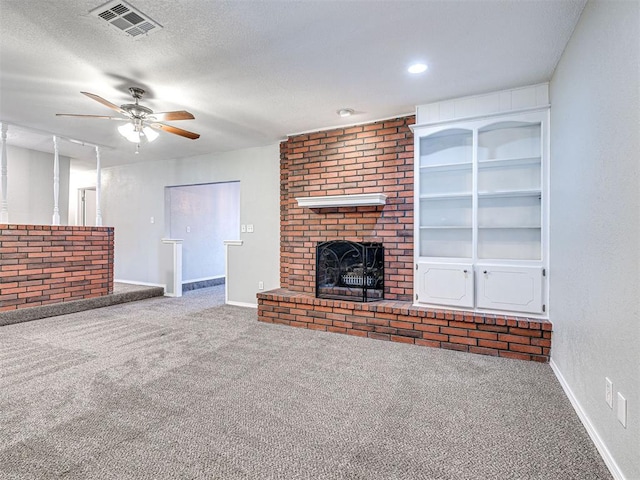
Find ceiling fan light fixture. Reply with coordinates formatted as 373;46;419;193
117;122;140;143
142;126;159;142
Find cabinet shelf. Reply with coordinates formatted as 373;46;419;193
420;193;473;200
419;161;473;171
478;226;540;229
420;226;472;229
477;189;541;199
478;156;540;169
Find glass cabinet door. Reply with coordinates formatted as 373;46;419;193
477;122;542;260
418;128;473;258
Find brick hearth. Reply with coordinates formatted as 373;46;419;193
258;289;552;362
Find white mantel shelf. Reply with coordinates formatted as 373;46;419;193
295;193;387;209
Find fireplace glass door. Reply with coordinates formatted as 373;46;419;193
316;241;384;302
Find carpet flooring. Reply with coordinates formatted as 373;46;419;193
0;286;612;479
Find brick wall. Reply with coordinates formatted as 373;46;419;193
280;116;415;300
0;224;114;311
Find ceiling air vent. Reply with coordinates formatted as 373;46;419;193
90;0;162;38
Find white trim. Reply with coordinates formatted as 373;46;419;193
550;359;626;480
223;240;243;247
115;279;164;287
296;193;387;208
411;105;550;131
226;300;257;308
415;83;549;126
183;274;225;283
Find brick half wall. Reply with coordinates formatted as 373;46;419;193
0;224;114;311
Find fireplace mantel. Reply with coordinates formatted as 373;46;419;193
295;193;387;209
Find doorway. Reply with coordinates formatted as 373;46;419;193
78;187;96;226
165;182;240;290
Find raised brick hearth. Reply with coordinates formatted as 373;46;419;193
258;289;551;362
259;115;552;362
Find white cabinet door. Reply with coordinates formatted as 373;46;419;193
416;263;474;308
476;265;544;314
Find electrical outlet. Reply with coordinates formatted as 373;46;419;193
258;281;264;290
617;393;627;427
247;224;254;233
150;216;155;224
605;377;613;408
186;226;191;233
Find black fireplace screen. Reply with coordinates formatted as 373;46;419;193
316;241;384;302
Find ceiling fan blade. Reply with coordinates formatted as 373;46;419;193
150;122;200;140
152;110;195;121
56;114;127;120
81;91;129;115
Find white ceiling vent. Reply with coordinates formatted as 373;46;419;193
90;1;162;38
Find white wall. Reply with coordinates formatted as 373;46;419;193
5;145;69;225
549;1;639;478
101;143;280;305
167;182;240;282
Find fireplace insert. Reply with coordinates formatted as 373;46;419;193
316;240;383;302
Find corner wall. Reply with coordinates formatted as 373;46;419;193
549;1;639;478
101;143;280;305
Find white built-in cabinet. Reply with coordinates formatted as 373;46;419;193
413;106;549;316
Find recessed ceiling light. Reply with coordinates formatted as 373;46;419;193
408;63;428;74
337;108;354;117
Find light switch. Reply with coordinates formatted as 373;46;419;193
241;224;246;233
186;226;191;233
247;224;254;233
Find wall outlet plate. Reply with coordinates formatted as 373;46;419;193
605;377;613;408
617;393;627;427
247;224;254;233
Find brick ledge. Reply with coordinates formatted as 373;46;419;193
257;288;552;362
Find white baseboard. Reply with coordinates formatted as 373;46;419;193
183;274;225;283
550;359;626;480
226;300;257;309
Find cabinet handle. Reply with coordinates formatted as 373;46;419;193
463;269;468;273
483;270;488;274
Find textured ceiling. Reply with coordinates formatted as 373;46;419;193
0;0;586;169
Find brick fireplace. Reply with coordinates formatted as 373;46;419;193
257;115;552;362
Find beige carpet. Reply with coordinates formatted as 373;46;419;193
0;286;611;479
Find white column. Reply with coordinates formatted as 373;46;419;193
0;123;8;223
95;146;103;226
223;240;244;305
52;135;60;225
161;238;183;297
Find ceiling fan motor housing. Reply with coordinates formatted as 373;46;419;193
121;103;153;119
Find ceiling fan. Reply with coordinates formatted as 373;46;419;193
56;87;200;144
